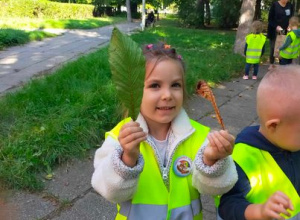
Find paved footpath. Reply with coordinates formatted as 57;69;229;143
0;21;269;220
0;21;140;94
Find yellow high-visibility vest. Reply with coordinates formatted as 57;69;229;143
245;33;266;64
280;31;300;59
106;118;210;220
233;143;300;219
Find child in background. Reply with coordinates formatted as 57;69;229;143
145;11;155;27
279;16;300;65
243;20;266;80
219;65;300;220
92;43;238;219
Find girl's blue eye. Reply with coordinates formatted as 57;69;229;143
172;82;182;88
149;83;160;88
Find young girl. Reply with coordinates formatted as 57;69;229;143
243;20;266;80
91;43;238;219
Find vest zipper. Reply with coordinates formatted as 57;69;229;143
163;133;194;190
146;139;166;182
163;167;168;180
147;130;195;190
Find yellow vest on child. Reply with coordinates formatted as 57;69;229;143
280;31;300;59
106;118;210;220
245;33;266;64
233;143;300;219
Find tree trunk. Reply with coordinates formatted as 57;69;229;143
130;2;137;14
254;0;261;20
294;0;299;13
234;0;256;55
141;0;146;30
205;0;210;25
196;0;205;28
126;0;132;22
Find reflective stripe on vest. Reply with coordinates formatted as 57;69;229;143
280;31;300;59
288;214;300;219
106;118;210;220
245;33;266;64
117;198;203;220
233;143;300;219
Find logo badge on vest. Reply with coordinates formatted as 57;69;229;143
173;156;192;177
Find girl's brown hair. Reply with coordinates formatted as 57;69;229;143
142;42;187;99
121;43;187;118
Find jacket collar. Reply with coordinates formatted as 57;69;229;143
236;125;283;153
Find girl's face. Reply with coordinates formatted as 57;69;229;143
140;59;184;129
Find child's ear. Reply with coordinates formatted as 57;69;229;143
265;118;280;132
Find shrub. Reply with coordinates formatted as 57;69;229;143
176;0;204;27
132;12;141;19
211;0;242;28
0;0;94;19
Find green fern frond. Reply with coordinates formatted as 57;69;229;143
109;27;145;120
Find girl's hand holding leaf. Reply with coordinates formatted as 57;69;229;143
118;121;147;167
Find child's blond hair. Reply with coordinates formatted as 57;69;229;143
289;16;299;28
251;20;263;34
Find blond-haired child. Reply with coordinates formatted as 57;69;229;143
219;65;300;220
243;20;266;80
279;16;300;65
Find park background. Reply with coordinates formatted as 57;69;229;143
0;0;297;219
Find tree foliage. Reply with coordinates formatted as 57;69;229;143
175;0;205;27
93;0;112;5
176;0;241;28
49;0;93;3
211;0;242;28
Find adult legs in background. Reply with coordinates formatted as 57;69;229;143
269;38;276;64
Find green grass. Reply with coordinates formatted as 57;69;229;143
0;29;56;50
0;17;244;190
0;17;126;30
0;16;126;50
0;49;120;190
132;17;244;93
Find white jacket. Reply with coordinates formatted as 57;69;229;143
91;109;237;203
